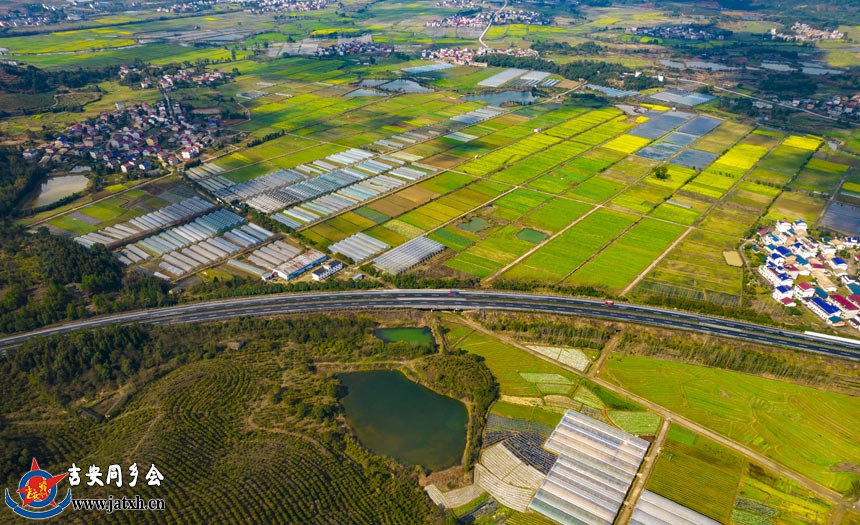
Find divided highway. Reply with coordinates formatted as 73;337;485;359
1;289;859;360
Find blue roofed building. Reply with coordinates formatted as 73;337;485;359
807;297;840;321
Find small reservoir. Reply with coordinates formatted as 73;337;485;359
465;91;536;106
373;327;435;349
32;175;89;208
821;202;860;236
339;370;467;470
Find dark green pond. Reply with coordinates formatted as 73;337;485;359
373;327;435;348
339;370;467;471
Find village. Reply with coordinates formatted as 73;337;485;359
118;65;230;92
628;24;719;41
750;93;860;122
314;40;394;57
434;0;475;7
22;99;222;175
240;0;331;15
421;45;537;65
769;22;844;42
155;0;216;15
425;9;549;28
755;219;860;331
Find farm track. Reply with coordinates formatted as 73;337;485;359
270;101;843;299
677;77;856;127
478;0;508;49
615;416;671;525
814;166;853;229
620;226;692;296
484;113;754;286
288;86;583;235
452;316;852;516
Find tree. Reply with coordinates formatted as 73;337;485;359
653;166;669;180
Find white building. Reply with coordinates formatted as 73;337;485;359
758;266;793;288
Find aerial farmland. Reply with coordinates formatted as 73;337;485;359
2;0;860;523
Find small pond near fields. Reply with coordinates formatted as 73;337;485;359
339;370;467;470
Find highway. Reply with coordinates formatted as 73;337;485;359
1;289;859;360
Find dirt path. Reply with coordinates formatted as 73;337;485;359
451;315;851;511
478;0;507;49
677;77;852;126
485;206;601;282
615;416;671;524
620;226;693;296
590;331;622;377
814;168;853;228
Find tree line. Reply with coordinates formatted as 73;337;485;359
413;351;498;469
477;312;614;349
617;328;849;390
0;62;118;94
0;225;174;334
0;148;49;216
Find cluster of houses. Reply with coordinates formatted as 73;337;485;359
757;219;860;330
314;41;393;57
478;46;539;59
426;9;549;28
769;23;844;42
158;68;229;91
426;12;495;29
421;47;476;65
0;13;55;27
758;94;860;120
434;0;475;7
809;95;860;119
117;65;230;92
155;0;215;14
418;45;536;65
240;0;330;15
750;93;860;121
628;24;719;41
0;4;73;28
22;100;222;174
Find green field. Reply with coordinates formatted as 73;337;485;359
647;424;746;522
445;320;579;397
636;229;744;306
604;356;860;493
607;410;661;434
502;209;637;282
489;401;565;430
565;219;686;291
734;464;833;525
521;199;594;233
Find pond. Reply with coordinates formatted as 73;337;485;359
821;202;860;236
32;175;89;208
345;88;386;97
658;59;736;71
465;90;536;106
339;370;467;471
457;216;490;233
374;327;435;349
378;79;433;93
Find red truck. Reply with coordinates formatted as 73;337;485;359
604;300;614;306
